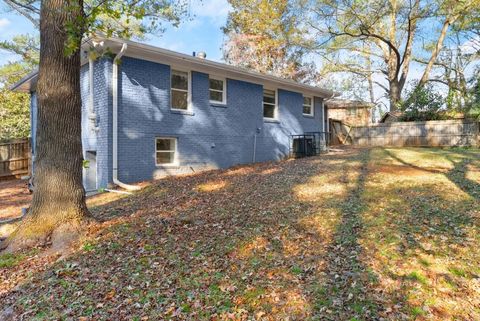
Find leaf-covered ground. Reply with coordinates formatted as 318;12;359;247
0;179;31;221
1;147;479;320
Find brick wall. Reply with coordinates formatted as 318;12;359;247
115;56;325;183
30;56;326;187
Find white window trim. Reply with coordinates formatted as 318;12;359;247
303;96;314;116
170;69;192;111
263;88;278;120
155;137;178;167
209;76;227;105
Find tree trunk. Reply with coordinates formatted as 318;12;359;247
389;79;401;111
3;0;91;252
418;16;456;87
364;51;376;122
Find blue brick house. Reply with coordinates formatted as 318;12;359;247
13;37;335;191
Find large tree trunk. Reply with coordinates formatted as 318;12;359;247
389;79;401;111
3;0;91;252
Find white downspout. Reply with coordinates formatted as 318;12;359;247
88;58;100;133
83;57;96;190
112;43;141;191
88;43;102;133
322;99;328;144
252;127;260;162
88;58;94;116
253;134;257;162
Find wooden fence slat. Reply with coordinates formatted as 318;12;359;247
0;138;31;179
330;120;479;148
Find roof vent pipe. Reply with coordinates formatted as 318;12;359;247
112;43;141;191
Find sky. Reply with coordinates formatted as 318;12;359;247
0;0;232;65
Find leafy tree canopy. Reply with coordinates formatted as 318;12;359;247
223;0;315;82
400;83;448;121
2;0;190;54
0;62;31;141
0;34;39;67
0;34;38;141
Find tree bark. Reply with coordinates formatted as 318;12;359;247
389;79;401;111
3;0;91;252
398;0;419;91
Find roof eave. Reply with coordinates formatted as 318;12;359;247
102;37;338;98
326;104;374;109
11;36;341;98
10;71;38;93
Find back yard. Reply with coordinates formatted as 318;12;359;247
1;147;479;320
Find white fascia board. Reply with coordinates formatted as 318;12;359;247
102;37;338;98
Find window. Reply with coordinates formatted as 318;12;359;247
156;138;177;165
263;89;277;119
171;70;189;110
303;96;313;116
347;108;357;116
209;77;226;104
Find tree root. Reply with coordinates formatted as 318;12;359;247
1;217;94;254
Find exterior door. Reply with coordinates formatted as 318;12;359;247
84;151;97;192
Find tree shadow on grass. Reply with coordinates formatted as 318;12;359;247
310;148;387;320
378;149;479;257
310;147;480;320
383;148;479;201
444;156;480;201
361;148;480;319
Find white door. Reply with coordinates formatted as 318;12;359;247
84;151;97;192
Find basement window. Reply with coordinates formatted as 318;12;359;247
156;137;177;165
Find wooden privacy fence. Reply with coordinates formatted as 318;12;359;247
0;138;31;179
330;119;479;147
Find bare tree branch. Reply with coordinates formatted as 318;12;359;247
2;0;40;27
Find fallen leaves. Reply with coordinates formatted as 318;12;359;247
0;147;479;320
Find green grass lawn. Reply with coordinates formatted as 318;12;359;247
1;147;479;320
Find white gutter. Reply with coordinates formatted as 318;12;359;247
112;43;141;191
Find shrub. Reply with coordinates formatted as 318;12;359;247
400;84;447;121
